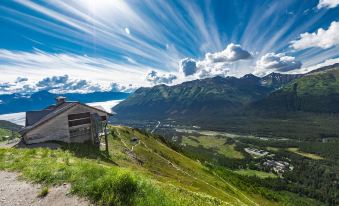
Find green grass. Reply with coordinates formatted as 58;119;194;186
181;135;244;159
0;147;226;206
38;187;49;198
0;128;20;142
0;128;11;141
0;126;323;206
266;147;279;152
234;169;277;179
109;127;321;206
212;167;323;206
287;148;323;160
283;68;339;96
110;127;256;205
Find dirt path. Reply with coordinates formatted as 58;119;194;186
0;171;90;206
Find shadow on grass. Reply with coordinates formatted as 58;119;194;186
59;141;118;165
16;139;118;165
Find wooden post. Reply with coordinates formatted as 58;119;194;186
104;122;109;154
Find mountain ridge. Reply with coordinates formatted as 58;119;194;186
252;64;339;113
113;72;302;119
0;90;130;114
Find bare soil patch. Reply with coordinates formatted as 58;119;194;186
0;171;90;206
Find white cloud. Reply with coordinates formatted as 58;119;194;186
179;58;197;76
125;27;130;35
291;21;339;50
195;59;231;78
0;74;133;95
197;66;230;79
0;82;13;93
146;70;177;85
15;77;28;83
179;43;251;78
317;0;339;9
255;52;302;75
204;43;252;63
36;75;104;94
0;49;147;89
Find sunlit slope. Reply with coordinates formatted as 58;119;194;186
108;126;320;205
0;126;320;205
253;66;339;113
0;126;265;206
108;126;280;206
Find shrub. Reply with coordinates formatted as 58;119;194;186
38;187;49;198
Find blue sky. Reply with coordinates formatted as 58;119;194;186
0;0;338;94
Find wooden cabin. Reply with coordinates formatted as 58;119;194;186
20;96;112;145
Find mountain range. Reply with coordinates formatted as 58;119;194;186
0;90;130;114
113;63;339;139
113;71;305;119
253;63;339;113
114;63;339;119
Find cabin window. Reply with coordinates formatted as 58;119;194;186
68;112;90;120
69;118;91;127
101;116;107;121
68;112;91;127
69;127;91;138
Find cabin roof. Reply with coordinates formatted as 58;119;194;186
21;101;113;135
26;102;75;127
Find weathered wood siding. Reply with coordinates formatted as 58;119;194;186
23;104;108;144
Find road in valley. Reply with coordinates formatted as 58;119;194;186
151;121;161;134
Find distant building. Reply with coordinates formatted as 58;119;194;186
263;160;292;173
244;148;269;157
20;96;113;145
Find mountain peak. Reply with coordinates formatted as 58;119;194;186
242;73;259;79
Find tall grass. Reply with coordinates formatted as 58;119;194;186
0;148;222;206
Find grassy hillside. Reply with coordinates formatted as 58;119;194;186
113;75;293;119
0;128;19;142
0;128;13;141
113;72;301;120
0;126;321;205
172;129;338;205
0;120;22;131
181;135;244;159
0;128;11;137
253;66;339;113
0;120;21;141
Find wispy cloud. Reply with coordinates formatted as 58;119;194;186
0;0;338;90
0;49;146;87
